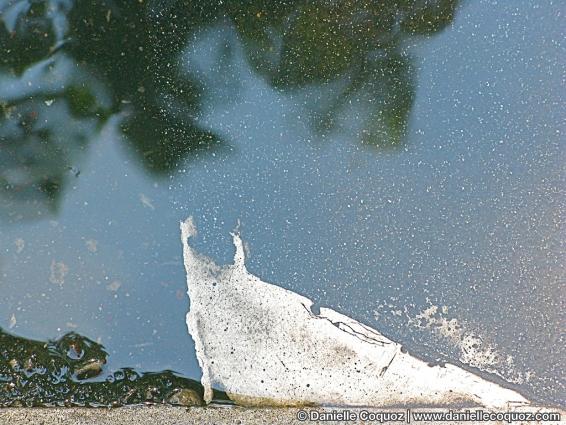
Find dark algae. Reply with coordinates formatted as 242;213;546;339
0;328;227;407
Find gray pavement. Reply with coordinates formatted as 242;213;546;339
1;406;563;425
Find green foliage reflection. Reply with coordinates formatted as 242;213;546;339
0;0;459;220
0;327;224;407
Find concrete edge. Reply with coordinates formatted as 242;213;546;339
1;405;564;424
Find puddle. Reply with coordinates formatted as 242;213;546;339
1;0;564;409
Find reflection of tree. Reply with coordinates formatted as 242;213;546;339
67;0;221;174
0;55;109;220
0;0;459;221
235;0;458;146
0;327;228;406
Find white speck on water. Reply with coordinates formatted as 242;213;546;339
106;280;122;292
85;239;98;253
140;193;155;210
49;260;69;286
14;238;25;253
9;313;16;329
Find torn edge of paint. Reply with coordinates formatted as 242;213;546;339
180;217;530;409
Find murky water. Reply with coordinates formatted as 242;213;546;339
1;0;564;406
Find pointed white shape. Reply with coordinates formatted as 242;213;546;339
180;217;529;409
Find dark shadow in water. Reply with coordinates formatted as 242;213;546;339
0;0;459;222
234;0;458;142
0;327;230;407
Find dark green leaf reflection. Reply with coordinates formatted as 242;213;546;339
0;0;460;222
0;327;230;407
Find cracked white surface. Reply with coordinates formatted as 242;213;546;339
181;217;529;409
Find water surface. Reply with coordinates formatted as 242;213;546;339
0;0;564;406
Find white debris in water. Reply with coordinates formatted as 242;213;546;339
181;217;530;409
106;280;122;292
14;238;25;254
85;239;98;253
49;260;69;286
409;305;529;384
139;193;155;210
9;313;17;329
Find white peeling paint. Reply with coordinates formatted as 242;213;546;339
180;217;530;409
